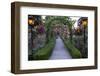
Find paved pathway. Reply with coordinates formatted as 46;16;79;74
49;36;72;60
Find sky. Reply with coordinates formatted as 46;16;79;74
70;17;81;28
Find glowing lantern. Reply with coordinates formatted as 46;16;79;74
82;20;87;29
28;19;34;25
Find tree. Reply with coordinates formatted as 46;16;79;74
44;16;76;43
44;16;68;42
66;17;76;43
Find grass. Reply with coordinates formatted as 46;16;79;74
63;39;82;58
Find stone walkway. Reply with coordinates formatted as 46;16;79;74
49;36;72;60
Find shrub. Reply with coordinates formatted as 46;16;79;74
73;36;88;58
63;39;82;58
33;38;55;60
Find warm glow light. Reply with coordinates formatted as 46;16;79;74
82;21;87;28
28;19;33;24
82;21;87;26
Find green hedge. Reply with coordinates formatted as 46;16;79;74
63;39;82;58
33;38;55;60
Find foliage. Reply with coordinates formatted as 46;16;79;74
33;37;55;60
65;18;76;42
45;16;76;42
45;16;70;30
73;35;88;58
37;25;45;34
63;39;82;58
66;17;76;29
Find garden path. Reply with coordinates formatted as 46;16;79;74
49;36;72;60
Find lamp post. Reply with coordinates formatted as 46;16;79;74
28;18;35;55
82;20;87;44
82;20;87;57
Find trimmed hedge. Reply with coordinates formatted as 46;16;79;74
33;38;55;60
63;39;82;58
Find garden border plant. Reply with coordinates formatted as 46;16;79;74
33;37;56;60
62;38;82;58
